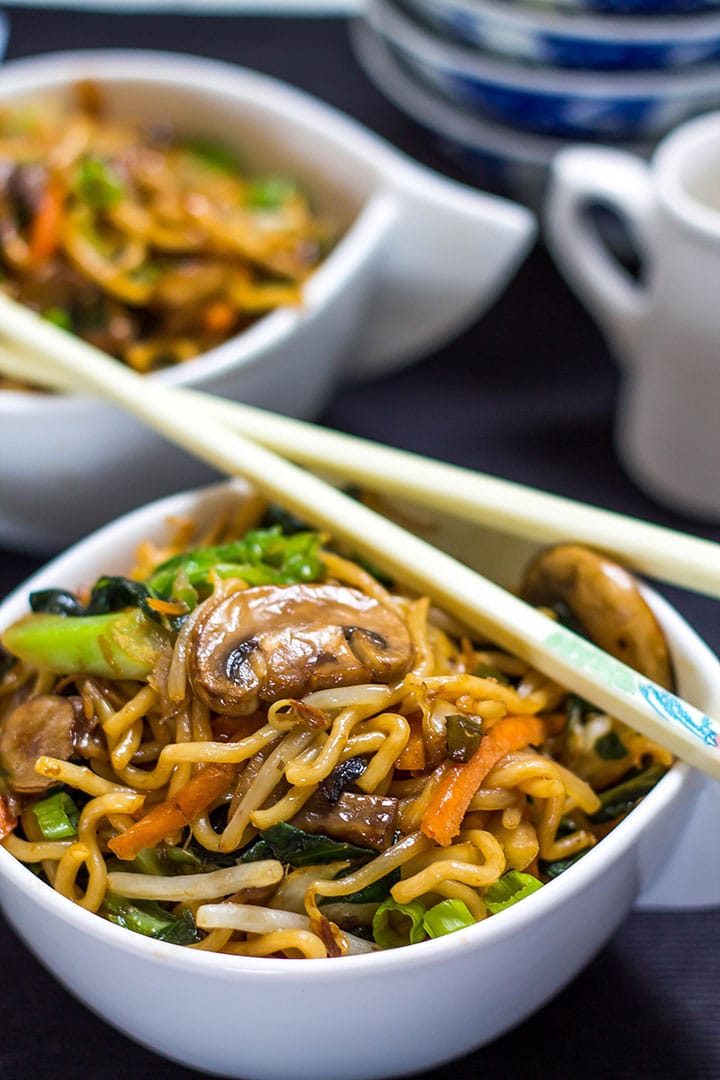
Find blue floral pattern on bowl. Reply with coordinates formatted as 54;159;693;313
411;0;720;71
372;1;720;140
515;0;719;11
441;69;662;138
351;15;653;217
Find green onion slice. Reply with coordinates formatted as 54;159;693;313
31;790;80;840
422;898;474;939
484;870;543;914
372;897;428;948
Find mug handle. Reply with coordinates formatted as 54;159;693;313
345;165;536;380
544;146;656;358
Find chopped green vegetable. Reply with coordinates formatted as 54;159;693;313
589;763;668;824
422;898;474;939
254;821;372;868
30;577;178;630
372;897;427;948
31;790;79;840
246;176;297;209
372;896;475;947
1;608;172;679
594;731;628;761
32;577;158;619
147;526;324;604
75;154;125;209
238;836;277;864
484;870;543;914
42;307;73;332
184;838;240;870
84;576;156;616
102;892;201;945
541;849;590;880
446;713;484;763
30;589;86;617
180;138;240;173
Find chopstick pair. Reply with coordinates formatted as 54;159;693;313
0;291;718;781
2;328;719;603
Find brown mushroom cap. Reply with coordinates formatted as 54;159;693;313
188;583;414;716
0;693;77;793
520;544;674;690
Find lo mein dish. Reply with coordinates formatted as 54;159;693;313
0;504;675;958
0;85;329;387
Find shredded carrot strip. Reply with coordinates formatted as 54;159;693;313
107;763;236;860
421;714;545;846
395;713;426;772
145;597;188;617
29;182;64;265
202;299;236;335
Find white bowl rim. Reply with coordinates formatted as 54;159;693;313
373;0;720;93
410;0;720;43
0;478;711;981
0;48;407;415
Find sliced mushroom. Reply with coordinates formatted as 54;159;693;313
189;583;414;716
520;544;674;690
290;789;399;852
0;693;77;793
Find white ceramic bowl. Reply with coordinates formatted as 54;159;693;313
406;0;720;70
0;478;718;1079
0;49;535;555
368;0;720;139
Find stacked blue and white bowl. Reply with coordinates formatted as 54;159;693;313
351;0;720;207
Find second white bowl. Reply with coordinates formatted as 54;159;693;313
0;49;534;553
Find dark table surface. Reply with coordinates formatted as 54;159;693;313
0;8;719;1080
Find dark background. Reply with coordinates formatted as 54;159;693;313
0;8;718;1080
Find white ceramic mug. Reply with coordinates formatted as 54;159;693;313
0;51;535;554
544;112;720;521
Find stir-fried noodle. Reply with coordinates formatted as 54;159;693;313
0;503;674;957
0;85;329;386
